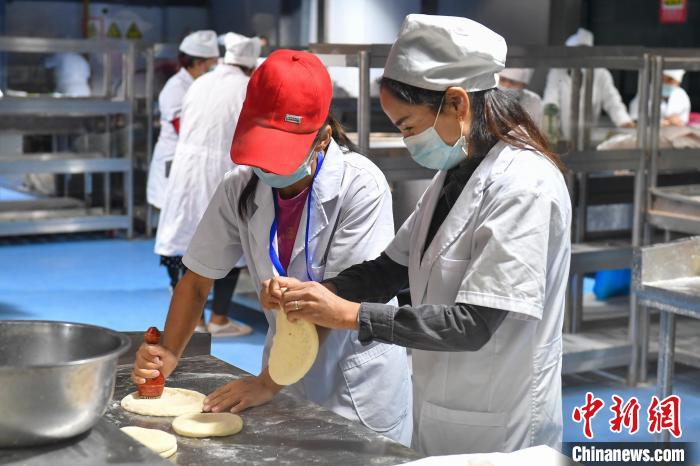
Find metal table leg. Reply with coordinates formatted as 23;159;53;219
564;276;573;333
570;273;584;333
628;294;639;386
640;305;651;383
656;309;676;444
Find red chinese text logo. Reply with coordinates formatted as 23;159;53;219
572;392;605;439
572;393;682;439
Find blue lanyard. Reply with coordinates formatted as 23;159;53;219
269;153;325;280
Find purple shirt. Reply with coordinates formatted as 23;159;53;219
275;185;311;271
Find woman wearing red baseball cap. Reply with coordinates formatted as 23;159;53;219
130;49;412;445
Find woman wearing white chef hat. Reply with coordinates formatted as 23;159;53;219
629;69;691;127
147;30;219;215
263;14;571;455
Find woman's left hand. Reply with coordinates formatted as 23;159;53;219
274;277;360;330
203;374;277;414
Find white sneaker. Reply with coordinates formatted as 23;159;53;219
195;324;207;333
207;320;253;337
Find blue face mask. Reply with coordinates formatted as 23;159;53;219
254;151;316;188
403;97;468;171
661;84;674;98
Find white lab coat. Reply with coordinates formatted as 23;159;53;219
146;68;194;209
182;140;413;445
384;142;571;455
543;68;632;140
519;89;544;128
629;86;691;125
45;53;91;97
155;65;248;258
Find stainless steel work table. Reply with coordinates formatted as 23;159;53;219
634;237;700;444
1;333;421;465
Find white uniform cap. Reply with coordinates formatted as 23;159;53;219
663;69;685;83
565;28;594;47
499;68;534;85
222;32;262;69
383;14;507;92
179;30;220;58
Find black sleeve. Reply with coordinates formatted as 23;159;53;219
357;302;508;352
323;252;408;304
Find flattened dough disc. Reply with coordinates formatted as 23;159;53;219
120;426;177;457
268;304;319;385
172;412;244;438
121;387;205;417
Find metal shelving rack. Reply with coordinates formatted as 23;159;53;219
507;46;651;382
634;50;700;384
0;37;135;237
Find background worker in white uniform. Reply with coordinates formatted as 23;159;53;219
629;69;691;127
133;50;412;445
45;52;91;97
146;30;220;212
543;27;635;140
264;15;572;455
498;68;543;127
155;33;261;337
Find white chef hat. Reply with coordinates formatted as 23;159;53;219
222;32;262;69
499;68;534;85
383;14;507;92
565;28;594;47
663;69;686;83
179;30;220;58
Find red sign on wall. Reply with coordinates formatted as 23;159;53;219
660;0;688;24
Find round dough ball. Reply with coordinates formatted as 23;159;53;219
120;426;177;457
172;412;244;438
121;387;205;417
268;305;319;385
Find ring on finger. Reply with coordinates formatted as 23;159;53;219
294;300;300;311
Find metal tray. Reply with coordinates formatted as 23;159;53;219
651;184;700;219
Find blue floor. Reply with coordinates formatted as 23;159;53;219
0;185;36;201
2;237;699;456
0;237;266;374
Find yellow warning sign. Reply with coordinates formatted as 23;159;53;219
106;22;122;39
126;22;142;39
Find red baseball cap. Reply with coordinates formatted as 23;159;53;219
230;49;332;175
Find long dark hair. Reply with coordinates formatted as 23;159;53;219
380;77;566;174
237;113;357;218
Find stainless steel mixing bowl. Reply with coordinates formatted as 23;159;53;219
0;320;130;447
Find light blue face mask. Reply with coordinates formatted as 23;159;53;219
403;97;468;171
661;84;674;98
254;151;316;188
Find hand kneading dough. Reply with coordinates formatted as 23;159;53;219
120;426;177;457
268;304;319;385
121;387;205;417
172;412;243;437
